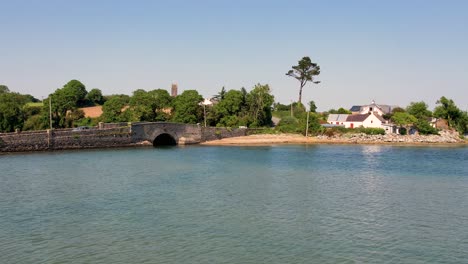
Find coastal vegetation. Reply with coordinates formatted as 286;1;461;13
0;56;467;138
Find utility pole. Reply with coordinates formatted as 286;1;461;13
290;101;293;117
49;97;52;129
203;103;207;127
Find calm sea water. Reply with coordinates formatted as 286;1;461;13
0;145;467;264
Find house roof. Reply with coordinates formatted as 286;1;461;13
349;105;362;112
327;114;349;122
346;114;370;122
375;114;386;122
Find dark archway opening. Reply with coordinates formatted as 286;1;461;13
153;133;177;147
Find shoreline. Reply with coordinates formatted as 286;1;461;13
201;133;468;147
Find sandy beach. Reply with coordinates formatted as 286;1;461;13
201;133;468;146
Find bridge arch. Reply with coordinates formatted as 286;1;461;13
153;133;177;146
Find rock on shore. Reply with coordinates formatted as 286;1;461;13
202;130;465;145
316;130;463;144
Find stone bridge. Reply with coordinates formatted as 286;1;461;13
130;122;248;146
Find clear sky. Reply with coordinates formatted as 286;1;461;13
1;0;467;111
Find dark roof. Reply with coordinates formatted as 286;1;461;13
350;105;361;112
375;114;386;122
346;114;370;122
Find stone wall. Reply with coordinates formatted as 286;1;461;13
315;130;463;144
0;127;132;152
201;127;248;142
0;122;250;153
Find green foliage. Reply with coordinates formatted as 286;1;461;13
433;96;462;128
391;112;417;127
26;102;44;107
74;117;99;127
286;56;321;103
309;100;317;113
328;108;351;114
23;115;48;131
63;80;88;107
456;111;468;135
212;86;226;101
275;112;323;135
273;102;290;111
247;84;275;127
414;119;439;135
129;89;172;122
87;88;105;105
0;85;10;93
0;92;28;132
276;116;300;133
209;84;274;128
392;107;406;113
407;101;432;119
353;127;386;135
45;79;88;128
104;94;130;104
172;90;203;123
101;96;129;122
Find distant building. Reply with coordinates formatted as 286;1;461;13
327;114;349;126
171;83;178;97
343;112;386;129
349;100;398;115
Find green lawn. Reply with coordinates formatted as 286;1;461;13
26;102;44;107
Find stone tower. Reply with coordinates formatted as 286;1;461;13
171;83;178;97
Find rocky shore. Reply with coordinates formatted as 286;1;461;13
316;130;464;144
202;130;466;146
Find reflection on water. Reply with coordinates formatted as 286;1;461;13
0;145;467;264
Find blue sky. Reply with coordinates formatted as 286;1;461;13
1;0;467;111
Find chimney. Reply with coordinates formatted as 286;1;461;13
171;83;178;97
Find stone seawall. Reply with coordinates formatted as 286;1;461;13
315;130;464;144
201;127;248;142
0;127;132;152
0;123;251;153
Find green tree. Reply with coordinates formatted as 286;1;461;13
172;90;203;123
286;56;321;104
309;100;317;113
101;96;128;122
44;80;88;128
407;101;432;119
414;119;439;135
0;85;9;94
391;112;417;133
129;89;172;122
433;96;461;128
328;108;351;114
63;80;88;107
213;89;245;127
247;84;275;127
0;92;27;132
87;88;104;105
212;86;226;101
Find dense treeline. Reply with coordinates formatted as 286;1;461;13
0;80;275;132
0;80;467;137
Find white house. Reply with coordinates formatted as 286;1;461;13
343;112;386;129
350;100;398;116
327;114;349;126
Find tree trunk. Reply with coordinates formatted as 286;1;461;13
298;87;303;104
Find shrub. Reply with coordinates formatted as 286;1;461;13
353;127;386;135
276;116;300;133
415;119;439;135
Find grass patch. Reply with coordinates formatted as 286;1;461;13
26;102;44;107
